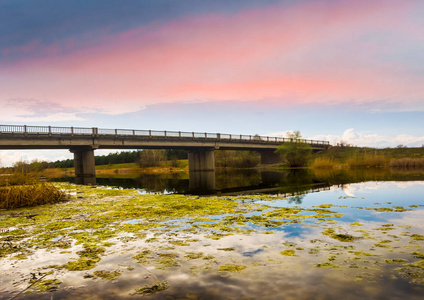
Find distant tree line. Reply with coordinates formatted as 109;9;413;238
54;149;188;168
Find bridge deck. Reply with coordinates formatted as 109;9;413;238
0;125;330;150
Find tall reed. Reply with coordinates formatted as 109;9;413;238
346;153;390;168
0;173;68;209
311;157;336;168
389;158;424;169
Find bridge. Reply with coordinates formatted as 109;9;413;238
0;125;330;190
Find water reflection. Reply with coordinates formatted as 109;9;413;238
56;168;424;197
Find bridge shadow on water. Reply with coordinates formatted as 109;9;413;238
55;168;424;201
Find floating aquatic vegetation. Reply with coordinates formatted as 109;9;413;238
316;262;339;268
218;264;246;272
91;270;121;280
135;281;169;295
29;278;61;293
281;250;297;256
217;247;236;251
386;259;408;264
322;228;357;242
185;252;204;259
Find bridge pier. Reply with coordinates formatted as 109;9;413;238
188;149;215;172
259;150;281;165
70;147;96;185
187;149;215;193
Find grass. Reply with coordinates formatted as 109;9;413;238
0;173;69;209
311;157;336;169
346;153;390;168
390;158;424;168
311;146;424;169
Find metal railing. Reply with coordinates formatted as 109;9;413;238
0;124;330;146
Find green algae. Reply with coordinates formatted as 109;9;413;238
411;252;424;259
411;234;424;241
133;249;153;264
169;240;190;246
217;247;236;251
316;262;339;268
136;281;169;295
185;252;204;259
348;250;375;256
281;250;297;256
322;228;357;242
30;278;61;293
386;259;408;264
63;257;101;271
218;264;246;272
92;270;121;280
407;260;424;269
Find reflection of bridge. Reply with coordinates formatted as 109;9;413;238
0;125;330;188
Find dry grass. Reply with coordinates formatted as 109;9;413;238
311;157;336;168
0;173;68;209
389;158;424;169
346;153;390;168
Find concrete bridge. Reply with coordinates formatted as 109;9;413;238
0;125;330;190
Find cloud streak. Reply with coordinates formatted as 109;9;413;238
1;0;423;117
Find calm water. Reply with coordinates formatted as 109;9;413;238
2;168;424;299
58;167;424;195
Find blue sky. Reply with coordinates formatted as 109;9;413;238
0;0;423;165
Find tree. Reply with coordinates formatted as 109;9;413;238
275;131;312;168
138;149;167;168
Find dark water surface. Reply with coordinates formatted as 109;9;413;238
57;167;424;195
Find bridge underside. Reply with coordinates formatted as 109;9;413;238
0;130;329;189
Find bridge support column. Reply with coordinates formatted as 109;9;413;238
70;147;96;185
187;149;215;193
188;149;215;172
259;150;282;165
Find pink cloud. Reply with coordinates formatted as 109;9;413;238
1;0;423;116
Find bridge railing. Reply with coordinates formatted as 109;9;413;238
0;125;330;146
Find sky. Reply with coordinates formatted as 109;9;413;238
1;0;424;165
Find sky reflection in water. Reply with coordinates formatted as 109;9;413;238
1;181;424;299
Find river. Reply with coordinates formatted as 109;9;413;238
1;168;424;299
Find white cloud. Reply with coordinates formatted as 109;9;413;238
312;128;424;148
0;150;72;167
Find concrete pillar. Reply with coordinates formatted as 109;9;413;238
70;147;96;185
188;149;215;172
260;150;282;165
187;149;215;193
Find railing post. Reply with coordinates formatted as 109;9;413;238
24;125;27;136
133;130;135;135
48;126;52;136
217;133;220;140
164;130;167;138
205;132;207;138
115;129;118;137
71;127;74;136
267;136;269;142
229;134;232;140
179;131;181;138
192;132;194;138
